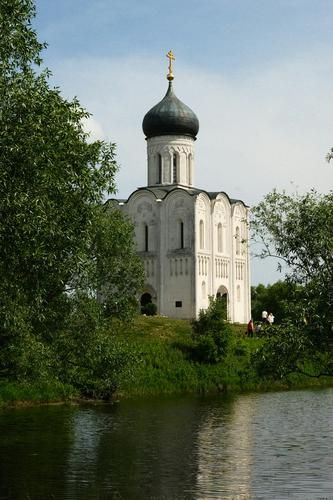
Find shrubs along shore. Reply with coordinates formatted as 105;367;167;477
0;315;332;407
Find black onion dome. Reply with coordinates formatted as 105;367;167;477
142;81;199;139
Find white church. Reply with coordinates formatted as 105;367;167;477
109;52;251;323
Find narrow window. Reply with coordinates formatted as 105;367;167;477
157;154;162;184
180;221;184;249
199;220;204;249
173;154;178;183
187;154;192;185
217;223;223;253
175;301;182;308
235;226;240;255
145;224;149;252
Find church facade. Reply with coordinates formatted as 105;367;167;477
109;53;251;323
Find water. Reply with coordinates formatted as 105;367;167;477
0;388;332;499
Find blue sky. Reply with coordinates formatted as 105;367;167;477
34;0;333;284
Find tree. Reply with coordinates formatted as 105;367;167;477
251;189;333;378
251;281;298;324
0;0;144;383
191;297;231;364
93;205;145;321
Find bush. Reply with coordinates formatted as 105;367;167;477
53;296;142;399
251;322;312;379
141;302;157;316
191;297;232;364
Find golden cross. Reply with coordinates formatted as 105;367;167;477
166;50;175;80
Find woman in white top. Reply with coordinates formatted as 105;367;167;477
267;312;274;324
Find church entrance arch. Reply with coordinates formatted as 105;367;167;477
141;292;152;307
216;285;228;320
140;287;157;316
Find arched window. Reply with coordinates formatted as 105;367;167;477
157;154;162;184
145;224;149;252
235;226;240;255
180;221;184;249
199;220;204;249
216;286;228;319
187;153;192;185
172;153;178;183
217;223;223;253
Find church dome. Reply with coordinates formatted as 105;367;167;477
142;80;199;140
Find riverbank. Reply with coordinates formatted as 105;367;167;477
114;316;333;398
1;316;332;407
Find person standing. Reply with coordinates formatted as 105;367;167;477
267;312;274;325
247;319;254;337
262;310;268;323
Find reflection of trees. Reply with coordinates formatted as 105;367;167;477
0;406;72;499
64;395;256;498
196;394;256;498
65;397;205;498
0;395;257;498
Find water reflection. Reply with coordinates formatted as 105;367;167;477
250;390;333;498
0;389;333;498
196;395;256;498
0;406;73;499
64;399;205;498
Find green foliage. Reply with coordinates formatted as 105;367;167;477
0;0;119;338
52;296;142;399
93;206;144;321
252;321;333;380
141;302;157;316
0;0;145;392
115;317;332;397
251;281;298;323
251;189;333;380
0;0;45;73
252;323;310;379
1;317;332;404
56;329;141;400
251;189;333;369
0;380;78;405
191;297;232;363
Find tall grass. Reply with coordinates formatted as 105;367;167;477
0;381;78;407
1;316;332;405
114;316;333;398
113;316;261;397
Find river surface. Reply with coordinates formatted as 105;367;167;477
0;388;332;499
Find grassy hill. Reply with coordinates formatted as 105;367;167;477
113;316;271;397
1;315;332;406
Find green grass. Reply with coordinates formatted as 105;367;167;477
0;381;78;407
1;316;332;405
111;316;262;397
112;316;333;398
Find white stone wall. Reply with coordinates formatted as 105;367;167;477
162;190;195;318
230;203;251;323
121;188;196;318
121;191;160;307
194;192;212;315
212;194;232;317
146;135;195;187
193;193;251;323
118;186;250;322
